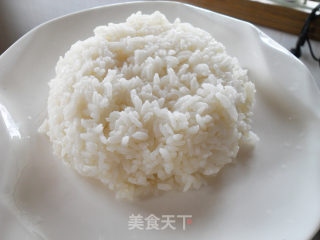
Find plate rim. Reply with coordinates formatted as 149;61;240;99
0;0;317;85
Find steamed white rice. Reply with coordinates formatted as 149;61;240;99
40;11;258;199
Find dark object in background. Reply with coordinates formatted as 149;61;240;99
290;3;320;66
313;228;320;240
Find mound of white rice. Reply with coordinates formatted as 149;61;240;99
40;11;258;199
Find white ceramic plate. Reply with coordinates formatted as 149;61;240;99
0;1;320;240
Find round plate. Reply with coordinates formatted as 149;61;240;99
0;1;320;240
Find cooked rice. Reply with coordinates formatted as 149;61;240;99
39;11;258;199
